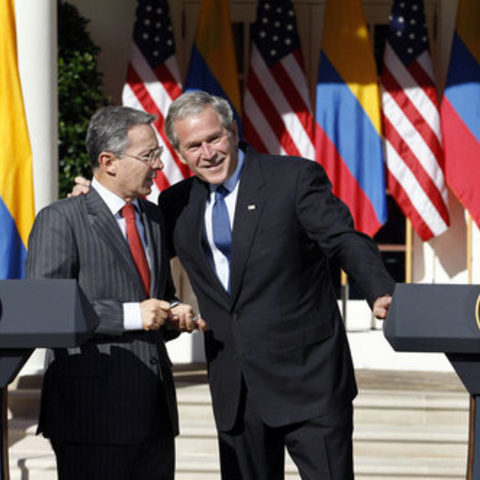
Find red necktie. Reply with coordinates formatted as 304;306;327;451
121;203;151;296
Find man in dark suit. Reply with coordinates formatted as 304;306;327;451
157;91;396;479
26;106;202;480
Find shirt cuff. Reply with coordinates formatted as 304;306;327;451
123;303;143;330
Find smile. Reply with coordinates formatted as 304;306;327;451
204;158;224;169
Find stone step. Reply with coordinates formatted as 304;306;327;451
4;369;471;479
9;419;468;457
176;423;468;459
6;445;468;480
176;383;470;429
174;452;468;480
7;388;41;420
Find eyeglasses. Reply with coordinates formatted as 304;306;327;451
122;146;163;165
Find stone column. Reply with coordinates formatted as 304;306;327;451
15;0;58;375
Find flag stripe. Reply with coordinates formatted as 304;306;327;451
408;57;441;114
185;0;242;129
0;0;34;278
443;34;480;144
192;0;241;115
272;55;316;146
122;83;175;193
316;53;387;221
243;0;315;159
384;138;448;236
241;112;271;155
242;92;287;155
381;0;449;241
125;68;188;182
383;46;442;142
122;0;187;198
315;124;383;234
244;63;301;156
385;170;435;240
321;0;383;138
382;69;442;159
315;0;386;236
382;86;447;202
382;114;449;226
245;45;313;157
443;97;480;228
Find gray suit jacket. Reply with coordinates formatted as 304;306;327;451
26;189;179;444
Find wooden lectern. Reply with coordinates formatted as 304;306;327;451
384;283;480;480
0;279;99;480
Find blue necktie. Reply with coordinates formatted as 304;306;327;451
212;184;232;265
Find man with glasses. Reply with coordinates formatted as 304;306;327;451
26;106;204;480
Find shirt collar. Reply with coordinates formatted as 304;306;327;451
91;178;140;216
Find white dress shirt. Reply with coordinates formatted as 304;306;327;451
204;150;245;291
91;178;149;331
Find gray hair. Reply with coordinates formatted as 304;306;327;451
86;106;157;169
165;91;234;150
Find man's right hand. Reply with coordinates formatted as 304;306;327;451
140;299;171;330
68;176;91;197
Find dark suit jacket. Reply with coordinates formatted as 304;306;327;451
26;189;179;444
159;144;396;432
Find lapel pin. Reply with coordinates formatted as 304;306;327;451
248;204;256;211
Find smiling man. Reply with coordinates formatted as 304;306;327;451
26;106;200;480
158;91;395;480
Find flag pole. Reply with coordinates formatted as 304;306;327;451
467;213;473;284
466;212;476;480
405;219;412;283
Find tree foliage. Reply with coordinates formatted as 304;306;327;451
57;0;107;198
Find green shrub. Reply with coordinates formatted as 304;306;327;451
58;0;107;198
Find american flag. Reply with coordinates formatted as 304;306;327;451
122;0;189;199
243;0;315;158
381;0;449;241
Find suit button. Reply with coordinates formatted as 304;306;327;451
149;357;158;365
232;313;238;322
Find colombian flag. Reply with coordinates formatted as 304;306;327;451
0;0;34;279
315;0;386;236
185;0;242;131
441;0;480;229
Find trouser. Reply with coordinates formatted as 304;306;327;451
217;386;354;480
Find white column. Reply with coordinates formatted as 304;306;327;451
15;0;58;212
15;0;57;375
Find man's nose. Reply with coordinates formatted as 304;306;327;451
151;156;164;171
201;141;213;157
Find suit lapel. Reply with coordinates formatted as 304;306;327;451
83;189;145;297
139;200;163;297
230;149;267;305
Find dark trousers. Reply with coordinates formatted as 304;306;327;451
218;386;354;480
51;434;174;480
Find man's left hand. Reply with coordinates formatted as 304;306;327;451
372;295;392;320
169;303;208;332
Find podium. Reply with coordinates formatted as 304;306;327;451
384;283;480;479
0;279;99;480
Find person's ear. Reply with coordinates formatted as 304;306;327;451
175;148;188;165
98;152;117;174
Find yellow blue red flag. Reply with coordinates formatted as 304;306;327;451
0;0;34;278
185;0;242;131
315;0;386;236
441;0;480;229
